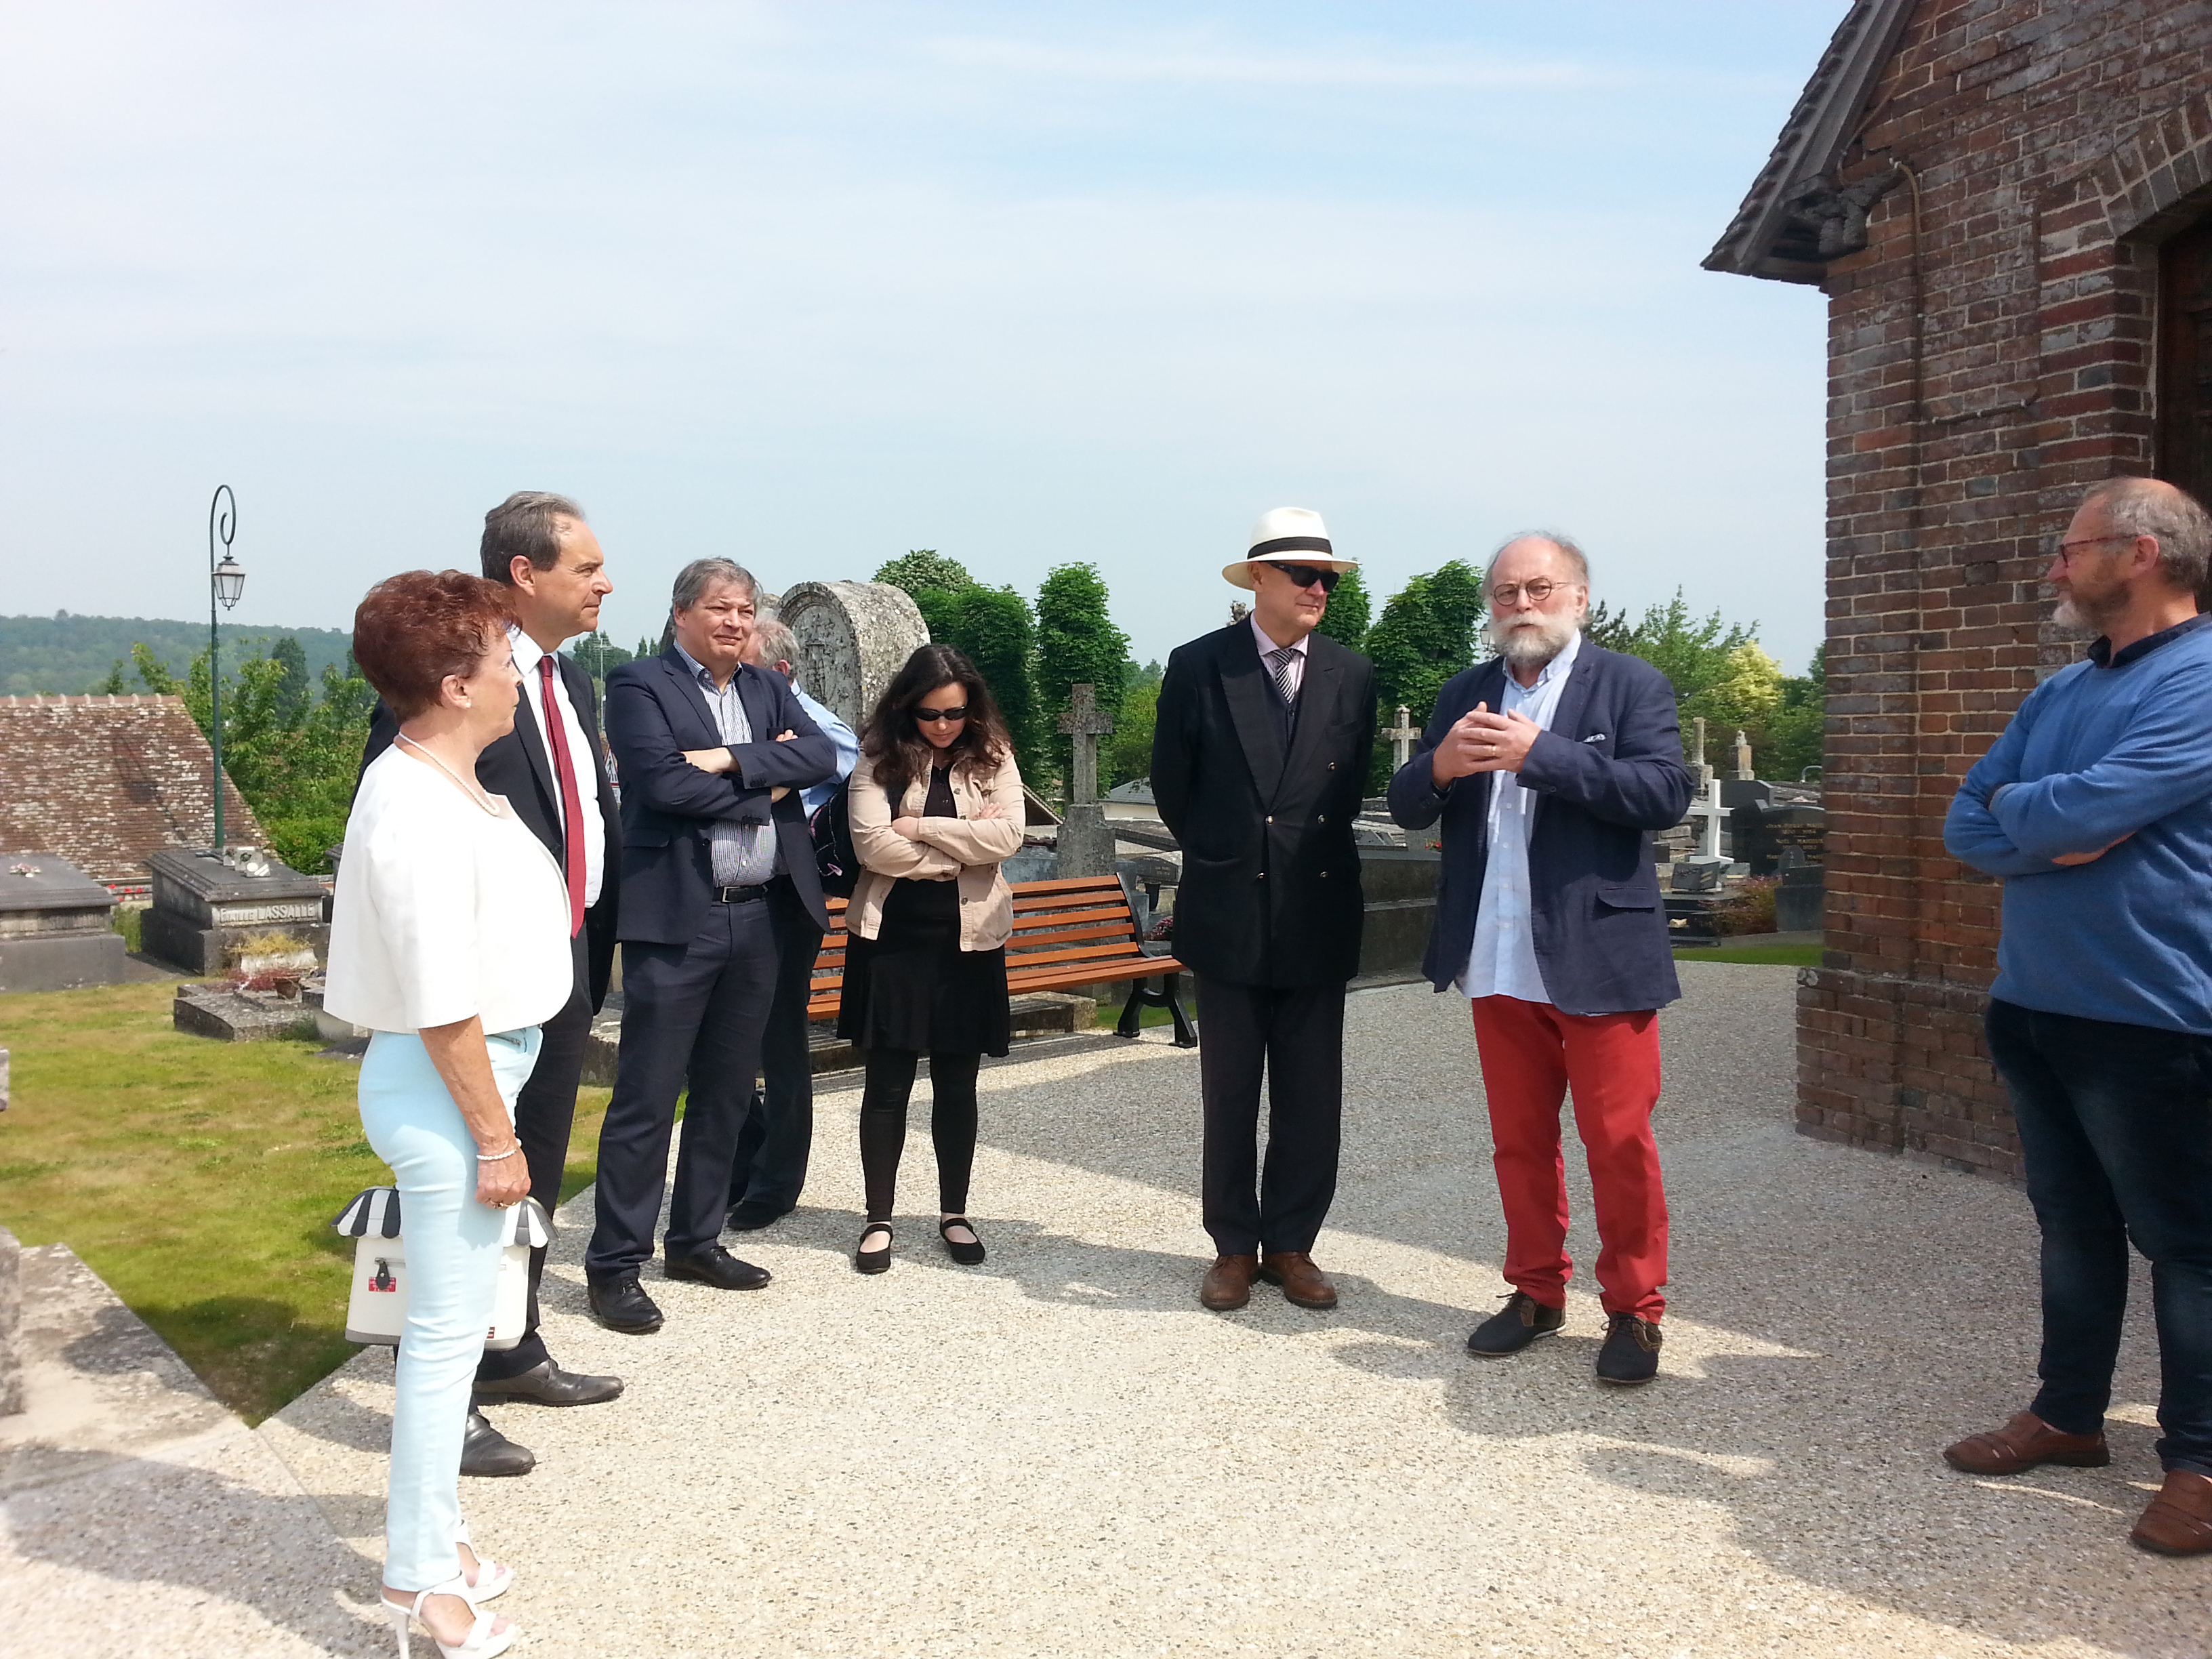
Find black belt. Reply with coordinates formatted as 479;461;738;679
712;884;771;904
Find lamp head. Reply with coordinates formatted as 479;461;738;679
213;555;246;610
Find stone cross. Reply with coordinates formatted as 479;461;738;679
1384;704;1420;770
1733;729;1755;781
1058;683;1116;806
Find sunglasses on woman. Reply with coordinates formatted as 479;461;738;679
914;704;969;724
1268;562;1340;594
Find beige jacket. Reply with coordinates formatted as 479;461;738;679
846;748;1027;949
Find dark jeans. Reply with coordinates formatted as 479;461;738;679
1195;974;1346;1256
1986;998;2212;1473
584;886;790;1277
857;1050;981;1221
728;912;825;1216
476;928;592;1382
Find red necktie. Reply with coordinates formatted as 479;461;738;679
538;655;586;937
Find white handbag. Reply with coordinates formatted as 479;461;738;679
332;1187;552;1350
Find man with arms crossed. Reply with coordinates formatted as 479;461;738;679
1389;533;1691;1385
584;560;836;1335
1153;507;1376;1313
361;490;623;1477
1942;477;2212;1555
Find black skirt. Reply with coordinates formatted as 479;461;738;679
838;876;1012;1057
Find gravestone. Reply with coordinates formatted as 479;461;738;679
142;845;328;977
778;581;930;733
1383;705;1420;772
1776;863;1826;933
0;852;124;993
1056;683;1116;878
0;1223;19;1417
1732;729;1755;780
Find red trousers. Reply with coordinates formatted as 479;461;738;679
1469;996;1668;1321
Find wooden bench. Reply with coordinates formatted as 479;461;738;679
805;874;1196;1047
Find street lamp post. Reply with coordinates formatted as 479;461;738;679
207;486;246;852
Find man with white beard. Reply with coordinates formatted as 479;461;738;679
1388;532;1693;1385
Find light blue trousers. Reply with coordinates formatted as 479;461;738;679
358;1025;541;1593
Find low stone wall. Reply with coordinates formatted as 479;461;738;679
1357;846;1441;984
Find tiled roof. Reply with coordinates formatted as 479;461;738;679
0;695;266;886
1703;0;1917;283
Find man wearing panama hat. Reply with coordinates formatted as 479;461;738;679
1152;507;1378;1311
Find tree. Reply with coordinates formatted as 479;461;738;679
1762;642;1826;781
1312;565;1372;655
874;550;977;641
1361;560;1486;790
569;631;632;682
1602;590;1755;709
938;586;1044;785
270;635;312;725
1036;562;1130;798
1111;675;1162;786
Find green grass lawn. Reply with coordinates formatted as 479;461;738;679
1674;941;1823;967
0;983;609;1422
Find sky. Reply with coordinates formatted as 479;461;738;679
1;1;1842;676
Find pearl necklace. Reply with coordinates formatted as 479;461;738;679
396;734;501;817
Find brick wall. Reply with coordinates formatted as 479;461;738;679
1802;0;2212;1179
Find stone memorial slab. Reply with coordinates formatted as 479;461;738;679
779;580;930;733
1056;682;1117;878
1776;863;1826;933
0;851;124;994
141;845;329;977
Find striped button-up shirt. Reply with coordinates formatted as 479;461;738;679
676;647;780;886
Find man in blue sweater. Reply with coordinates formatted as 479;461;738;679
1942;476;2212;1556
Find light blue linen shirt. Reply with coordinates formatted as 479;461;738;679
791;683;859;815
1462;629;1582;1003
675;646;779;886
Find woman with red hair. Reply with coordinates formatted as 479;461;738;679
327;570;571;1659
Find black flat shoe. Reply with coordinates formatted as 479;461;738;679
586;1271;664;1334
855;1222;893;1275
1466;1291;1565;1357
1595;1312;1662;1385
473;1359;624;1408
939;1216;986;1265
460;1409;535;1477
663;1244;773;1290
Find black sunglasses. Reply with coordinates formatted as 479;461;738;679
914;704;969;724
1268;562;1340;593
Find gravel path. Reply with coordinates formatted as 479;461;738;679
253;962;2195;1659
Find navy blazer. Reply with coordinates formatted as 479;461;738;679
605;649;838;943
1386;641;1692;1016
361;650;623;1012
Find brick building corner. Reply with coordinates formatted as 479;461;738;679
1707;0;2212;1179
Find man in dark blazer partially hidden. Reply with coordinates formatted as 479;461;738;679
1389;532;1692;1386
360;491;626;1477
1153;507;1376;1313
583;558;836;1336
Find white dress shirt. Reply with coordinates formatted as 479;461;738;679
506;626;606;907
1462;629;1583;1004
1250;615;1310;701
325;747;573;1033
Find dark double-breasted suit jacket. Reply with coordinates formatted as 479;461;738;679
363;649;622;1010
1151;623;1377;987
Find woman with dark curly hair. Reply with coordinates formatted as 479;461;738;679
326;569;570;1659
841;643;1025;1273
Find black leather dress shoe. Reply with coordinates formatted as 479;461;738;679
724;1201;794;1233
663;1244;773;1290
460;1408;535;1477
1595;1312;1662;1385
587;1272;664;1334
1466;1291;1565;1357
473;1359;624;1408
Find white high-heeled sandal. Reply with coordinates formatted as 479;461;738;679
454;1520;514;1603
384;1576;518;1658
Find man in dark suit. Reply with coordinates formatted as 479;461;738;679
360;490;625;1477
583;558;837;1336
1152;506;1376;1314
1387;532;1692;1387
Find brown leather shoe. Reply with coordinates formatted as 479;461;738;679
1200;1253;1257;1311
2132;1469;2212;1555
1256;1250;1338;1310
1942;1411;2110;1475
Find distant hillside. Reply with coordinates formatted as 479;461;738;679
0;613;354;696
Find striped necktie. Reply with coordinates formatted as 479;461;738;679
1267;645;1298;705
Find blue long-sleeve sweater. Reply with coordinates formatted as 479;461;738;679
1944;614;2212;1033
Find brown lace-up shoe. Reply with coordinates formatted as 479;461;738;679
1200;1253;1258;1311
1256;1250;1338;1309
1942;1411;2110;1475
2131;1470;2212;1555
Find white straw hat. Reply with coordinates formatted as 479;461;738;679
1223;506;1359;589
